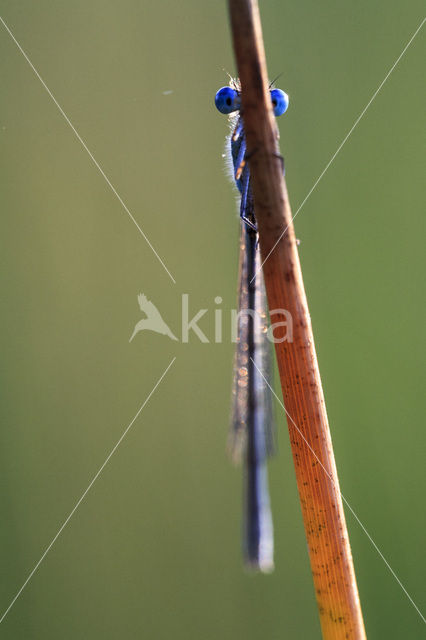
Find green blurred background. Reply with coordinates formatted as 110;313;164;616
0;1;425;638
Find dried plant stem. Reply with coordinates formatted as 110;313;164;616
228;1;366;638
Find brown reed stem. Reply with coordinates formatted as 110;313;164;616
227;1;367;638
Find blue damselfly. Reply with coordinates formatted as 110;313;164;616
215;80;289;572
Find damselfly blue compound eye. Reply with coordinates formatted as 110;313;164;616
215;86;241;114
270;88;289;116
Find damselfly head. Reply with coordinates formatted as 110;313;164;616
215;84;289;117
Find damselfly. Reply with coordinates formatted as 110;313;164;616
215;80;289;572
